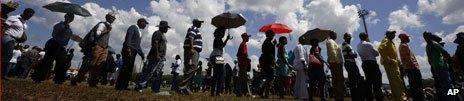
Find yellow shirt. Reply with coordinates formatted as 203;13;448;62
326;39;343;63
378;38;399;65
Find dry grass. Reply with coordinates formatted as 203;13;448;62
3;79;299;101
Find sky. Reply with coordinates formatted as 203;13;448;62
6;0;464;83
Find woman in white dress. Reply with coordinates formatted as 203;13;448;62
293;38;308;99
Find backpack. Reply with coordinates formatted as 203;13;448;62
79;22;110;54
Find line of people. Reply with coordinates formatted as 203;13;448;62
3;3;464;101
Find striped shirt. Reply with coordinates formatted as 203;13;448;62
342;42;357;62
184;26;203;52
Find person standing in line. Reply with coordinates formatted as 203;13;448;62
71;13;116;86
258;30;277;99
6;45;22;77
135;20;170;93
293;37;309;100
275;36;292;99
378;31;407;101
398;33;424;101
356;32;384;101
109;54;123;86
2;8;34;80
423;31;454;100
307;39;328;101
325;32;345;101
236;33;252;97
115;18;148;90
179;19;204;94
171;55;182;91
341;33;364;100
209;27;232;96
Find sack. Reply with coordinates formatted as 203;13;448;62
308;54;323;68
79;22;110;53
214;56;225;64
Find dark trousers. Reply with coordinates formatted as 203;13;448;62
32;39;67;84
344;61;365;101
2;35;15;79
72;55;91;84
115;46;137;90
135;59;164;92
308;68;328;101
211;63;225;96
431;66;454;100
171;72;179;91
237;70;250;96
275;75;286;98
259;67;274;98
361;60;384;101
405;69;424;101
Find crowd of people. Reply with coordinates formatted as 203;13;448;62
2;1;464;101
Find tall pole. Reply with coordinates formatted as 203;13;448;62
358;9;370;41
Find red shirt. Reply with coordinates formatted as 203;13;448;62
237;42;248;59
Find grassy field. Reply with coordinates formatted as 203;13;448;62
3;79;301;101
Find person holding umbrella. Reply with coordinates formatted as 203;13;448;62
307;38;328;101
210;27;232;96
135;20;171;93
32;13;79;84
325;31;345;101
3;8;34;80
258;30;277;98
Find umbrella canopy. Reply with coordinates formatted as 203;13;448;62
43;2;91;17
211;12;246;29
299;28;333;45
259;23;292;34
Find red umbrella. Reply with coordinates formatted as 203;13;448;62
259;23;292;34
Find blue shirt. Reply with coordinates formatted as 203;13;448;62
52;21;73;46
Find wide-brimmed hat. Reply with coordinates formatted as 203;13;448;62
156;20;170;28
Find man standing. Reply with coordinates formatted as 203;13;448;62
259;30;276;98
326;32;344;101
378;31;407;101
71;13;116;86
398;33;424;101
135;21;170;92
32;13;78;84
179;19;204;94
116;18;148;90
2;8;34;80
424;32;454;100
236;33;251;97
341;33;364;100
356;32;383;101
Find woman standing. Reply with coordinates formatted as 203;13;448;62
293;37;308;99
210;27;232;96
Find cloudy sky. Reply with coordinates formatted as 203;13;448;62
7;0;464;83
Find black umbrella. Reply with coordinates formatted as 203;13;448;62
299;28;334;45
43;2;91;17
211;12;246;29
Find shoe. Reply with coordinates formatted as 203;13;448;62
138;90;143;93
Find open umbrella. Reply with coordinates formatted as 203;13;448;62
211;12;246;29
43;2;91;17
299;28;333;45
259;23;292;34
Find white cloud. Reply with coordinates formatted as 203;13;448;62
418;0;464;24
388;6;424;32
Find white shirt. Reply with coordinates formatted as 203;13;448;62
39;51;45;59
173;59;182;74
357;41;379;61
293;44;307;70
5;15;27;38
10;49;22;63
95;22;111;36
